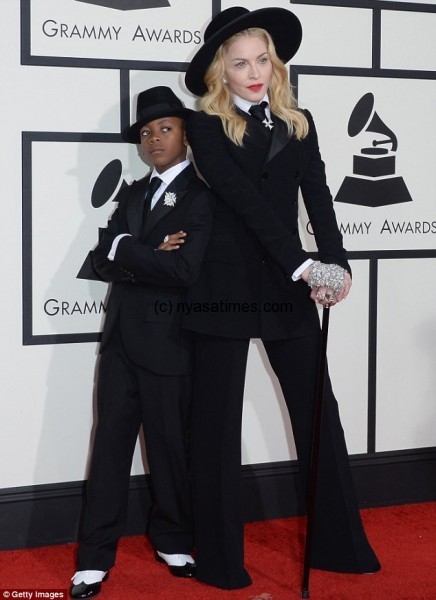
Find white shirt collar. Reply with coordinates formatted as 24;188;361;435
150;158;190;187
232;93;271;118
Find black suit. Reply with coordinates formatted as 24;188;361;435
77;163;213;570
183;110;380;588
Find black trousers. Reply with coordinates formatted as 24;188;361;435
77;328;194;570
190;332;380;590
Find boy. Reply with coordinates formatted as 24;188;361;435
70;86;213;598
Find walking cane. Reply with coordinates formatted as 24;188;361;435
301;304;331;599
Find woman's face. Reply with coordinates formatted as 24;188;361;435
222;35;272;103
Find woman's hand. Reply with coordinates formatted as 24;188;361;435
302;264;352;306
157;231;187;251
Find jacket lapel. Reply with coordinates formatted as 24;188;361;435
142;163;195;239
266;116;292;163
239;108;291;164
126;177;148;238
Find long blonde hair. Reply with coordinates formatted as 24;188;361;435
200;28;308;146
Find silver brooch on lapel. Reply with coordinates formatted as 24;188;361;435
163;191;177;207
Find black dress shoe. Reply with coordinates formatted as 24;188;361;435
70;573;109;598
156;554;196;578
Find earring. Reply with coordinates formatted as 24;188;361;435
223;78;227;84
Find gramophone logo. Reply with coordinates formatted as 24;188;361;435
77;159;128;280
75;0;170;8
335;93;412;207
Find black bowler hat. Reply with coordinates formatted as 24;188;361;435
185;6;303;97
123;86;193;144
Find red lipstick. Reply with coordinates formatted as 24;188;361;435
248;84;263;92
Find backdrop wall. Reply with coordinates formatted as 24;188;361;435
1;0;435;549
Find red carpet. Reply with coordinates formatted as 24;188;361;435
1;503;435;599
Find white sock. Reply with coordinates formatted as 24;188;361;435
157;552;195;566
71;570;107;585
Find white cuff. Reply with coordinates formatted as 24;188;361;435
292;258;314;281
107;233;131;261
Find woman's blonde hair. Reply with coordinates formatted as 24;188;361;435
200;28;309;146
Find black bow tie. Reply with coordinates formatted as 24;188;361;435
249;101;273;130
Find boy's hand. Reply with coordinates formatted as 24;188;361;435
157;231;187;251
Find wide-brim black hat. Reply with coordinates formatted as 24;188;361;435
123;86;193;144
185;7;302;97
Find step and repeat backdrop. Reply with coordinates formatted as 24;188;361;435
1;0;435;490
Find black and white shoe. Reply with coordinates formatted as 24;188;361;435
70;570;109;598
156;552;196;578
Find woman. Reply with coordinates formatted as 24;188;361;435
183;6;380;590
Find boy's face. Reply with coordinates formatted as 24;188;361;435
140;116;188;173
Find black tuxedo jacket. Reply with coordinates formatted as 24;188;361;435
183;109;349;340
92;163;213;375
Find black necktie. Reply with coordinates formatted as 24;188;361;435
142;176;162;234
146;176;162;210
249;101;273;130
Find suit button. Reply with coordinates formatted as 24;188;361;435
261;172;268;180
